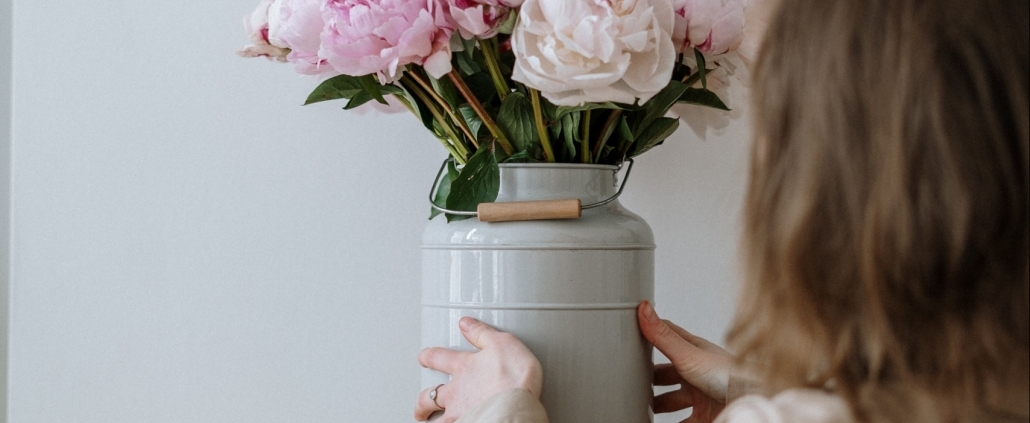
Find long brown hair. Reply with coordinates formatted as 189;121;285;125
729;0;1029;421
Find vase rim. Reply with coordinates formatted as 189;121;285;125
497;163;620;171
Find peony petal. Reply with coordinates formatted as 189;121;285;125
318;0;454;79
620;30;649;52
422;46;454;78
512;0;677;105
704;5;744;54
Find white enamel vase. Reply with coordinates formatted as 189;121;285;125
421;163;655;423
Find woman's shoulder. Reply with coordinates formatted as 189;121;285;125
716;388;855;423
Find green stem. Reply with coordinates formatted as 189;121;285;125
480;38;510;101
393;92;462;160
439;136;465;164
401;77;470;163
529;88;555;163
593;109;622;163
407;70;478;148
447;69;515;155
681;71;701;87
580;109;591;164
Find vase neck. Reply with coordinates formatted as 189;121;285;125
495;164;619;204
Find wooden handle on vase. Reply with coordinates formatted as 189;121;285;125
477;199;582;222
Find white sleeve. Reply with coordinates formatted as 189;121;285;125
715;389;854;423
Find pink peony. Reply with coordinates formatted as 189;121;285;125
477;0;523;6
320;0;455;83
269;0;335;75
444;0;513;39
237;0;290;62
672;0;745;55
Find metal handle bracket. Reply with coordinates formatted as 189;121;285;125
427;158;635;221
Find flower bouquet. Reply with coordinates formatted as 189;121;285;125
239;0;745;221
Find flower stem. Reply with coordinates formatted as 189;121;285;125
480;38;510;101
393;90;460;159
594;109;622;163
401;76;470;163
447;69;515;156
580;109;591;163
407;70;478;148
681;70;701;86
529;88;555;163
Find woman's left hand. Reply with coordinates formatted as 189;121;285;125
415;317;544;422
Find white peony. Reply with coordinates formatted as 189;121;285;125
237;0;290;62
510;0;677;106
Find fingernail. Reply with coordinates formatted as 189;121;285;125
459;317;474;332
642;301;658;322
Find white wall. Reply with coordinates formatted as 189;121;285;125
6;1;750;422
2;0;12;418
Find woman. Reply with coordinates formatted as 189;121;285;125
415;0;1030;421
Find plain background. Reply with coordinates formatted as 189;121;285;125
1;1;752;422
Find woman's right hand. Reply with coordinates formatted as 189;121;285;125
415;317;543;422
637;301;735;423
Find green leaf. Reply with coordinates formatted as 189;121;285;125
491;147;511;163
549;110;563;140
541;97;558;124
503;150;538;163
430;160;459;220
496;12;517;34
459;105;484;141
694;49;708;90
446;147;500;222
632;81;690;138
456;50;481;75
618;116;635;142
359;74;388;105
400;84;437;131
430;75;460;110
561;112;580;161
629;117;679;157
304;75;364;105
600;144;616;162
496;92;538;152
464;72;497;105
341;84;402;110
378;85;404;95
594;112;621;163
460;38;478;68
678;88;730;111
554;102;621;121
343;91;374;110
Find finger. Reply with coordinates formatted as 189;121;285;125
653;388;693;413
458;316;502;350
414;384;447;421
418;347;467;375
664;320;730;356
654;363;686;386
638;301;703;366
662;320;703;346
